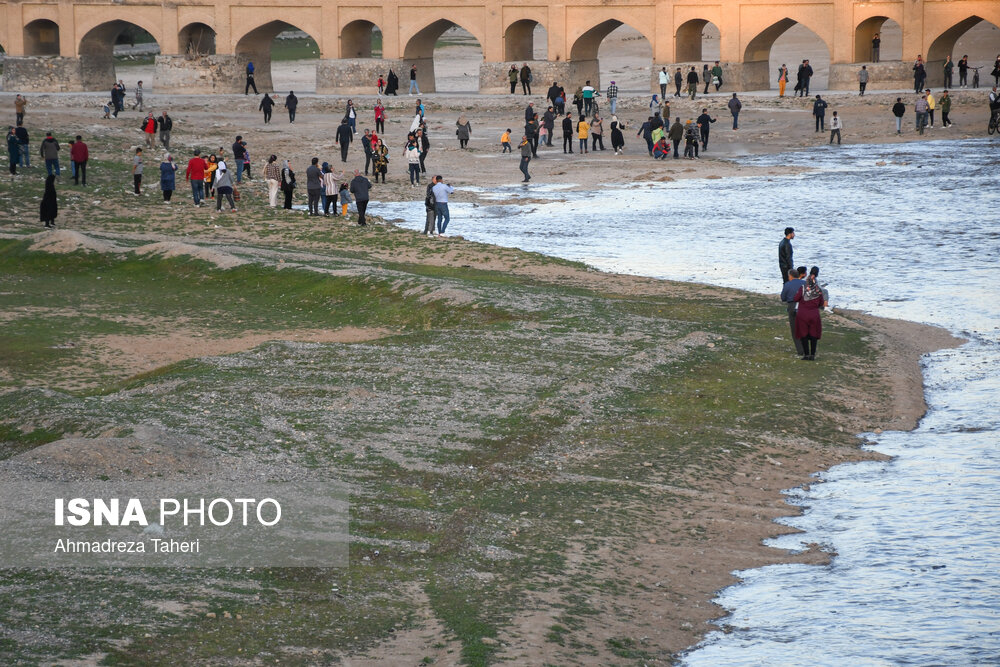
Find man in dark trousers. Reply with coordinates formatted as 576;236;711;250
696;108;716;150
812;95;828;131
668;117;684;159
542;106;556;146
562;113;574;153
520;64;532;95
157;111;173;149
232;136;247;184
361;129;374;175
781;267;807;356
800;59;814;96
673;68;683;97
335;118;353;163
417;127;429;174
259;93;274;124
70;135;88;186
305;157;322;216
519;135;532;182
779;227;795;283
349;170;371;225
285;91;298;123
245;62;258;95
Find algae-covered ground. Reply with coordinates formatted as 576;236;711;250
0;136;910;666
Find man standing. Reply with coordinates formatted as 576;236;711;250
361;129;374;175
913;56;926;93
142;113;157;149
232;136;247;183
892;97;906;134
263;155;281;207
872;33;881;62
285;91;298;123
658;67;668;99
779;227;795;283
812;95;828;131
132;81;144;111
582;81;596;115
158;111;173;149
508;66;518;94
943;55;954;89
542;106;556;146
781;267;807;356
958;55;969;88
800;60;813;96
259;93;274;124
39;131;60;176
423;180;437;235
335;118;353;163
668;117;683;159
606;81;619;114
350;170;372;225
829;111;842;144
686;67;699;100
518;135;532;182
562;112;574;153
674;68;683;97
305;157;322;216
915;94;929;135
186;150;207;206
728;93;742;130
711;61;724;91
697;108;716;150
409;65;420;95
70;135;88;186
14;95;27;125
245;62;258;95
925;89;936;127
14;122;29;168
520;63;532;95
431;175;454;235
940;90;952;127
858;66;869;96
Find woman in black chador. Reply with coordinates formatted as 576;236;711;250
40;174;58;228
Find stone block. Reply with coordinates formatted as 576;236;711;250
478;61;576;95
2;56;113;93
315;58;405;95
829;62;918;91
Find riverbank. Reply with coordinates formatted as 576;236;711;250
0;106;965;664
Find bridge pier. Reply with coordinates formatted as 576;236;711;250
154;55;246;94
478;61;592;95
2;55;113;92
315;58;406;95
828;62;918;91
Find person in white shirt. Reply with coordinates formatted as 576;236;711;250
658;67;668;98
829;111;842;145
431;175;455;236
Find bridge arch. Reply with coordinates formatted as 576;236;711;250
675;19;721;63
179;22;216;56
24;19;60;56
569;19;653;62
504;19;547;61
341;20;382;58
77;20;162;91
927;15;1000;86
234;20;322;92
854;15;903;62
403;19;486;92
743;17;831;90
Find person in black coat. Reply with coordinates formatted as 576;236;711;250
259;94;275;124
779;227;795;283
696;109;716;150
385;70;399;96
335;118;353;162
285;91;298;123
40;174;58;228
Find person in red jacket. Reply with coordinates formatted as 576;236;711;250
185;149;208;206
70;135;88;186
142;113;156;149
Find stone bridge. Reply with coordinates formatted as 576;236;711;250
1;0;997;94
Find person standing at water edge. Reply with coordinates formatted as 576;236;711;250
940;91;953;127
431;176;454;235
925;90;936;128
350;170;371;225
915;95;929;135
781;268;806;356
892;98;906;134
829;111;842;144
779;228;794;283
423;181;437;235
728;93;742;130
794;266;826;360
519;135;532;182
813;95;828;131
697;109;716;150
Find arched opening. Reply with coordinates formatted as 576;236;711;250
929;17;1000;86
403;20;484;93
504;20;548;61
78;21;161;91
179;22;216;56
854;17;902;62
675;19;721;62
744;19;831;90
341;20;382;58
571;21;652;93
24;19;61;56
235;21;321;93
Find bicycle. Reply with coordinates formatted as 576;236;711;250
989;107;1000;135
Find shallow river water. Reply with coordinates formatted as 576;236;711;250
380;137;1000;665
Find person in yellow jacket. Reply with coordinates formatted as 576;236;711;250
204;154;218;198
925;89;936;128
500;129;511;153
577;116;590;154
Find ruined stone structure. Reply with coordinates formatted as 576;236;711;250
0;0;997;94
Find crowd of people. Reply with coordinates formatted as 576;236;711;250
778;227;828;361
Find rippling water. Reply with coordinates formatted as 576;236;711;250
379;138;1000;664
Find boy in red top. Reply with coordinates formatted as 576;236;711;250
185;149;208;206
142;113;156;149
70;135;89;186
